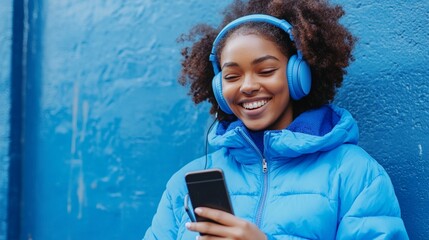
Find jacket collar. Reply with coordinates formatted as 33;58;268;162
208;104;359;165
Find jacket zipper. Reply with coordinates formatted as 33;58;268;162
237;128;269;228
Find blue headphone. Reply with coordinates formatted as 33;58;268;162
209;14;312;115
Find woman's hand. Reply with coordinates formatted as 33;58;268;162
185;207;267;240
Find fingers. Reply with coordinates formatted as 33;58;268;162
186;221;226;238
194;207;237;226
186;208;251;238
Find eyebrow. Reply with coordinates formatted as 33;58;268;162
252;55;280;65
221;55;280;69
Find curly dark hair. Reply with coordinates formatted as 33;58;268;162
177;0;356;120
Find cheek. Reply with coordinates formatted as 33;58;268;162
269;75;289;95
275;81;288;93
221;81;237;102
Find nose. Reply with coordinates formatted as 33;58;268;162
240;74;260;95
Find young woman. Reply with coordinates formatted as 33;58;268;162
144;0;408;239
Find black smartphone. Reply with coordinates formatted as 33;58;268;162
185;168;234;223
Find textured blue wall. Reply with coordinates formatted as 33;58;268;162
335;1;429;239
0;1;13;239
17;0;230;239
0;0;428;239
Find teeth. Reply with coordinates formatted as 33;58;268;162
242;100;268;110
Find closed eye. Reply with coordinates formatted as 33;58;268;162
259;68;278;76
224;74;240;81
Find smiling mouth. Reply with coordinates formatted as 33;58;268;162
242;99;269;110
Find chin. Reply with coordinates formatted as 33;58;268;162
243;121;268;131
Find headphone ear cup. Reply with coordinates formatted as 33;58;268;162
287;54;312;100
212;72;233;114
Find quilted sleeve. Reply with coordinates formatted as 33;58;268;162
336;173;409;239
143;189;178;240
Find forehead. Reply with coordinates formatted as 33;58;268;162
220;33;285;61
217;24;290;60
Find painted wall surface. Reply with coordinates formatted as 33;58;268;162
0;0;427;239
334;1;429;239
16;0;230;239
0;1;13;239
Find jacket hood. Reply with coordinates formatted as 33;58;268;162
208;104;359;164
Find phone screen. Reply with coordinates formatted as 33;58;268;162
185;169;234;222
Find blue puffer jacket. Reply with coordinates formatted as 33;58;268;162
144;105;408;239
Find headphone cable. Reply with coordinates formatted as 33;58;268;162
204;114;218;169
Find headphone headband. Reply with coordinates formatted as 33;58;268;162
209;14;295;74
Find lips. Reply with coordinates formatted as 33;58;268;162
241;99;269;110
